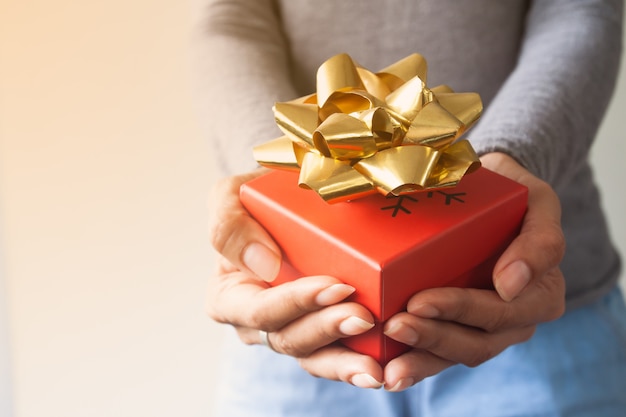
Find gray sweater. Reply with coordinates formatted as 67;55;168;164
196;0;623;309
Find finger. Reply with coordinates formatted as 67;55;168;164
405;270;565;332
235;302;374;357
209;169;282;281
480;153;566;301
206;269;358;331
384;312;535;368
216;254;240;275
493;177;565;301
383;349;455;392
297;345;384;389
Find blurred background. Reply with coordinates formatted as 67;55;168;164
0;1;624;416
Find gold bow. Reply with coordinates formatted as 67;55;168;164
254;53;482;203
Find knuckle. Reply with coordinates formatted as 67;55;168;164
465;326;536;368
482;308;510;333
244;307;266;331
272;333;306;357
463;343;495;368
546;298;566;322
213;175;240;199
284;289;313;316
447;288;475;322
464;351;493;368
209;215;242;254
204;301;221;322
265;282;317;319
205;284;228;324
245;300;281;333
553;302;566;321
536;270;566;322
420;332;444;353
204;272;244;324
296;358;318;377
526;223;565;268
236;329;257;346
519;326;536;343
542;227;566;263
208;175;250;255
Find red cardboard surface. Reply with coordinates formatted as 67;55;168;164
240;167;528;365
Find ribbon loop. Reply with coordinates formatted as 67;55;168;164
255;53;483;203
315;113;377;160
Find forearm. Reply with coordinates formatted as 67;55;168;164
470;0;623;189
193;0;298;175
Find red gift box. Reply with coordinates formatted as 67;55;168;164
240;167;527;365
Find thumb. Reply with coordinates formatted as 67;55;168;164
481;153;565;301
209;169;282;282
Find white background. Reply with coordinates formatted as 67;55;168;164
0;2;624;416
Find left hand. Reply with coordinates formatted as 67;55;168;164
207;170;384;388
382;152;566;392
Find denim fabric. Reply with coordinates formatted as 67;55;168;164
212;286;626;417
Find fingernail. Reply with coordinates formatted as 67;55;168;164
242;242;280;282
495;260;531;301
384;323;418;345
339;316;375;336
386;377;415;392
315;283;356;306
351;373;384;389
410;303;439;319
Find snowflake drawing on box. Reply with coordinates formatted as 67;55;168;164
428;190;467;205
381;195;418;217
380;190;467;217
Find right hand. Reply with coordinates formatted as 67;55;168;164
206;170;384;389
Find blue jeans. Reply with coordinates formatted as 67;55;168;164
213;286;626;417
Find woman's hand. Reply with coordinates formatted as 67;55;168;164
207;170;384;388
382;152;567;392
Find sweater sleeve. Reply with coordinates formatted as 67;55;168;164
469;0;623;189
193;0;298;175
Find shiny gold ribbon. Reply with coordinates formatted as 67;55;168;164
254;53;482;203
